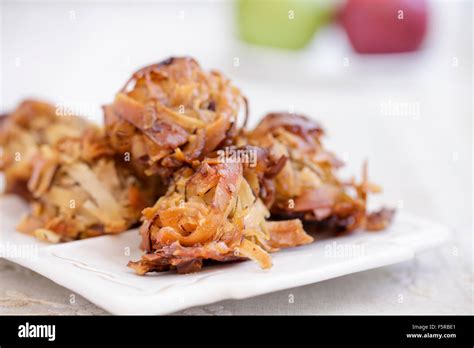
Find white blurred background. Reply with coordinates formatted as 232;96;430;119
1;0;472;314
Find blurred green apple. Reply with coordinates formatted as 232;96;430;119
237;0;336;50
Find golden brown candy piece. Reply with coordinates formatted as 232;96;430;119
1;100;159;242
243;112;395;234
104;57;248;179
128;151;313;275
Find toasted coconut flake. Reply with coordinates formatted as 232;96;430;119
65;162;124;225
366;208;396;231
34;228;61;243
237;238;272;269
265;219;314;249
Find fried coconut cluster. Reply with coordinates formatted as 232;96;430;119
128;148;313;274
243;112;395;234
0;100;158;242
104;57;247;178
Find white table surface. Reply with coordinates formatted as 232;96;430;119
0;0;472;315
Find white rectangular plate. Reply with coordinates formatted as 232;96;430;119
0;195;451;315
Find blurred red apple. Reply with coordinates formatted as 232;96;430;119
340;0;428;53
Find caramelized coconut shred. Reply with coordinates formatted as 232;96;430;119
104;57;248;179
0;57;394;273
243;112;395;234
128;153;313;274
0;100;159;242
